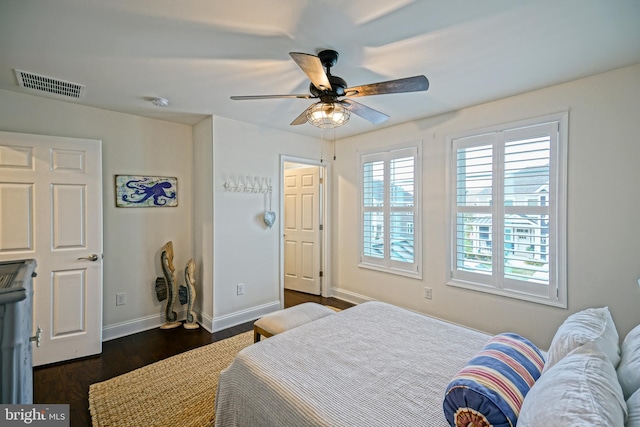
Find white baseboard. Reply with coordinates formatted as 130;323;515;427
197;309;214;333
330;287;375;305
102;307;187;342
103;293;366;341
212;300;282;332
102;302;283;341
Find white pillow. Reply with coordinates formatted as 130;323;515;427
543;307;620;373
619;324;640;399
518;342;627;427
627;389;640;427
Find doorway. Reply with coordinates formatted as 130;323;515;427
280;156;330;300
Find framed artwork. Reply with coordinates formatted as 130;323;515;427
115;175;178;207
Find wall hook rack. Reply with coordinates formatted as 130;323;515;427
223;176;272;194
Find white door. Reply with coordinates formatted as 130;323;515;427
0;131;103;366
283;166;321;295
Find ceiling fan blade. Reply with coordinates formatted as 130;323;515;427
289;52;332;91
230;94;312;100
345;75;429;98
341;99;389;125
290;105;313;126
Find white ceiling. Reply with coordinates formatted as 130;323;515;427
1;0;639;139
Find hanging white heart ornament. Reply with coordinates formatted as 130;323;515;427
264;211;276;228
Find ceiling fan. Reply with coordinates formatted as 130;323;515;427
230;50;429;129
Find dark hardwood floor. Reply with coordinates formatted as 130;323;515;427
283;288;353;311
33;290;353;427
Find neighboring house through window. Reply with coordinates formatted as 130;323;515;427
447;113;567;307
360;144;421;278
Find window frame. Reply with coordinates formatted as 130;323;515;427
358;142;422;279
446;113;568;307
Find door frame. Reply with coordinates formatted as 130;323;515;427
279;155;331;305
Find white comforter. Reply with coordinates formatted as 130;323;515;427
215;301;490;427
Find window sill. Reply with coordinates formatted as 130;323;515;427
358;262;422;280
446;278;567;308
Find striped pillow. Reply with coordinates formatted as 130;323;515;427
443;333;545;427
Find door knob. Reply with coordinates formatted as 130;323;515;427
30;325;42;347
77;254;99;261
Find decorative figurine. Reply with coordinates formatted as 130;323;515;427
179;259;199;329
157;241;182;329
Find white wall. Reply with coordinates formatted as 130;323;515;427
207;116;327;330
0;89;193;339
4;62;638;349
0;88;327;338
332;63;640;348
193;117;214;326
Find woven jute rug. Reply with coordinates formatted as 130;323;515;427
89;331;254;427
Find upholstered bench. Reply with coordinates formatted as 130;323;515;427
253;302;335;342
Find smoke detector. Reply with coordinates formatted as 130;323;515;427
15;69;85;98
150;97;169;107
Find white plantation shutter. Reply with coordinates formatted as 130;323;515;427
449;114;567;307
502;124;553;292
360;145;421;278
362;159;385;263
389;156;415;264
454;135;494;286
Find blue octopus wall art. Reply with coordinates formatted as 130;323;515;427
116;175;178;207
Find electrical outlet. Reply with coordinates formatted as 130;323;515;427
236;283;245;296
116;292;126;306
424;287;432;300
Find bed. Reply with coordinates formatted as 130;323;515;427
214;301;491;427
215;301;638;427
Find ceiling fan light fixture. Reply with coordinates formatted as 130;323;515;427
231;50;429;128
306;102;350;129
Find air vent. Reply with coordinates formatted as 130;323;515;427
14;69;85;99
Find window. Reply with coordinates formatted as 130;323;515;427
448;113;567;307
360;144;421;278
